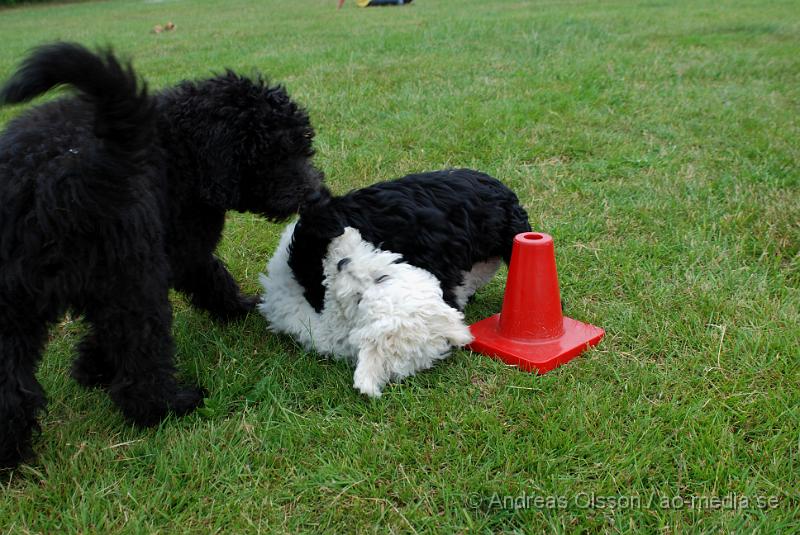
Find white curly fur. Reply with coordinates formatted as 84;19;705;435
258;222;473;397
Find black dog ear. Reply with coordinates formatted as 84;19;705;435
300;185;332;213
299;186;339;231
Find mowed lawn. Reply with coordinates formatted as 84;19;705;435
1;0;798;531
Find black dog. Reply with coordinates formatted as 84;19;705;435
0;43;323;468
288;169;531;311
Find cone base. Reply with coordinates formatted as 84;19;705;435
468;315;604;374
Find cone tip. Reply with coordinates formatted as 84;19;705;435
515;232;553;246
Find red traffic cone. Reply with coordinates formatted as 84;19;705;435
468;232;604;373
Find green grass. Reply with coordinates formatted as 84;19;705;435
1;0;799;532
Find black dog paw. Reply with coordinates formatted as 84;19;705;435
168;385;206;417
71;352;114;389
238;294;262;312
0;416;38;471
114;382;205;427
212;294;261;322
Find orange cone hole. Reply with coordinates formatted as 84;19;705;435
468;232;604;373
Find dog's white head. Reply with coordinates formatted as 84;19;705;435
322;227;473;397
323;227;404;321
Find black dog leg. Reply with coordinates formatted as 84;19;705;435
71;326;114;389
0;326;48;469
177;256;259;321
83;277;204;427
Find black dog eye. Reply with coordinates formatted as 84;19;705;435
337;258;351;272
375;274;390;284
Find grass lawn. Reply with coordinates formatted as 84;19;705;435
1;0;798;531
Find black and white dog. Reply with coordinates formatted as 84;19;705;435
259;169;530;396
0;43;323;468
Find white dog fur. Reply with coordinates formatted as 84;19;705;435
258;221;473;397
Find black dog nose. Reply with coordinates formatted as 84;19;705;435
337;258;351;272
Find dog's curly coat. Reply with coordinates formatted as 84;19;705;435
287;169;532;312
0;43;323;468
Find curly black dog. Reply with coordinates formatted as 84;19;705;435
0;43;323;469
286;169;531;312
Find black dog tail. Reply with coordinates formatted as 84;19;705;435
0;42;154;154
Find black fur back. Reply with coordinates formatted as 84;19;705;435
289;169;531;311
